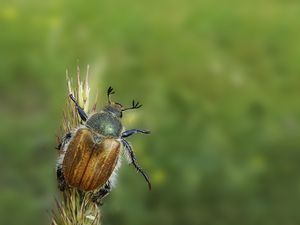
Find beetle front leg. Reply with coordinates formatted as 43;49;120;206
122;139;151;190
91;181;112;206
69;94;88;121
121;129;150;138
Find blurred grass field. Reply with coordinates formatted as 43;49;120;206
1;0;300;225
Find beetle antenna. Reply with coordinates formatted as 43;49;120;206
122;100;143;111
107;86;115;104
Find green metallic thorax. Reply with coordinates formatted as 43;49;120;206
85;112;123;138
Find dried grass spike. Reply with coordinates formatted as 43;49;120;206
51;66;101;225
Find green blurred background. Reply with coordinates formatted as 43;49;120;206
1;0;300;224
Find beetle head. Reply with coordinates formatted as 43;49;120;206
104;86;143;118
104;102;123;118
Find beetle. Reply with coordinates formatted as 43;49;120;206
56;86;151;204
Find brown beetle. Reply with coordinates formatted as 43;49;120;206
56;87;151;204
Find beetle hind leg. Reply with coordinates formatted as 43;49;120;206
122;138;152;190
91;181;112;206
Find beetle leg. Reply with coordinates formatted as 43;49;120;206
56;166;67;191
55;132;72;191
69;94;88;121
121;129;151;138
122;139;152;190
91;181;112;206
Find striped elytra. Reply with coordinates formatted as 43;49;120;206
62;128;121;191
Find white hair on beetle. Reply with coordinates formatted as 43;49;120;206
109;154;122;188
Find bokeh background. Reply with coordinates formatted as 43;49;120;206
1;1;300;225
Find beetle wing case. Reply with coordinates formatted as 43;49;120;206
62;128;121;191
